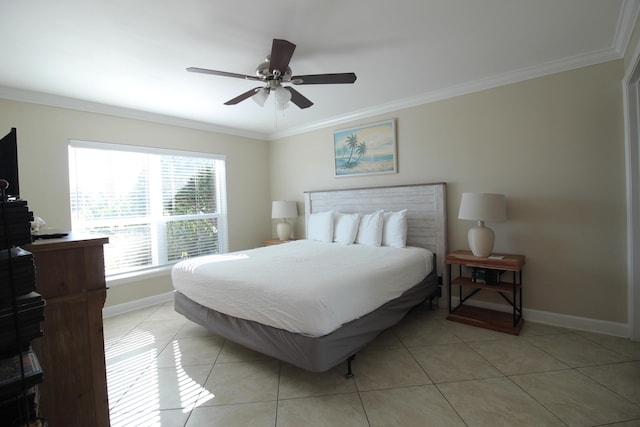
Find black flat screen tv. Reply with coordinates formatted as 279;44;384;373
0;128;19;200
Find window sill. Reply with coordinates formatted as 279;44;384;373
107;265;173;287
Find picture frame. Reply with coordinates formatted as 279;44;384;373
333;119;397;177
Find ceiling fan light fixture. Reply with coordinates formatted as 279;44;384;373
252;87;269;107
275;86;291;109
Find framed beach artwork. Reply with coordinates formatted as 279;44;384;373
333;119;397;177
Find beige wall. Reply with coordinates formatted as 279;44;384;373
270;60;627;324
0;58;628;326
0;99;271;307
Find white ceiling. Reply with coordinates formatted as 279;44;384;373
0;0;637;140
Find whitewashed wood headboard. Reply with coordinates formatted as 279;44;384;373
304;183;448;280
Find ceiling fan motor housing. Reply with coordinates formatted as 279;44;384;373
256;56;292;81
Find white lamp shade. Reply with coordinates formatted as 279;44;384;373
458;193;506;222
252;87;269;107
272;200;298;219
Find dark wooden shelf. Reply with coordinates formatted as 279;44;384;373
447;305;524;335
450;277;521;294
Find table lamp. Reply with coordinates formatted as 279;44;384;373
272;200;298;240
458;192;506;257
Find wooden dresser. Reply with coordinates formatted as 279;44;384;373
25;234;110;427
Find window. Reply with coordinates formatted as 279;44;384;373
69;140;228;277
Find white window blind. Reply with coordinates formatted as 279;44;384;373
68;141;228;277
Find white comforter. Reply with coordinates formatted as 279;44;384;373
171;240;433;336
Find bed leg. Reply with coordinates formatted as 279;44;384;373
345;355;355;379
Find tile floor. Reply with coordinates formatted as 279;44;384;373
103;302;640;426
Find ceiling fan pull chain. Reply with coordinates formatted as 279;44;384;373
274;97;279;128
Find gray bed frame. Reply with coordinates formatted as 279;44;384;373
174;183;448;375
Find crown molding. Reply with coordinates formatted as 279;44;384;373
267;46;623;140
614;0;640;55
0;86;268;140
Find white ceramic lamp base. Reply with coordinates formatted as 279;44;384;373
468;221;495;257
276;221;292;241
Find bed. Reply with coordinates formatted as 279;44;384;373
172;183;447;374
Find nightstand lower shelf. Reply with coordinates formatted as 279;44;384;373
447;305;524;335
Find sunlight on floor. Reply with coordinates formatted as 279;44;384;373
172;340;215;411
107;328;216;426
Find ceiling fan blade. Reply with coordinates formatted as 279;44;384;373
285;87;313;109
291;73;357;85
187;67;261;81
269;39;296;75
224;87;263;105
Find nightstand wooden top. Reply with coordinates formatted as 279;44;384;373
445;250;525;271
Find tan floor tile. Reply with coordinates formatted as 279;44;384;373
104;305;158;326
112;364;212;413
278;363;356;399
442;319;512;342
353;347;431;391
578;331;640;360
409;342;502;383
579;361;640;405
186;401;277;427
176;321;215;339
603;420;640;426
364;328;403;349
438;377;564;426
519;321;571;337
511;369;640;426
103;305;159;344
106;338;171;372
156;336;225;368
107;358;155;410
123;319;187;342
361;385;466;427
277;393;368;427
146;302;184;321
110;408;190;427
526;332;630;367
104;301;640;427
469;338;569;375
394;318;462;347
197;359;279;406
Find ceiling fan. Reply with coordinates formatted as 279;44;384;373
187;39;357;109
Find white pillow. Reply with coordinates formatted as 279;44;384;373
307;210;334;243
355;210;384;247
333;212;360;245
382;209;408;248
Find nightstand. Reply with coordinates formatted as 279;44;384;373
446;250;526;335
261;239;298;246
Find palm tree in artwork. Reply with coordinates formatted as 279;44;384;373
345;134;359;164
356;141;367;161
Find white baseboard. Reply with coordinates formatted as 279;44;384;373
102;291;174;319
450;297;630;338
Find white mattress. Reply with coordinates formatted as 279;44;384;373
171;240;433;337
